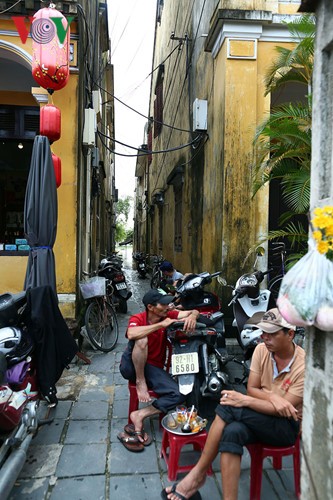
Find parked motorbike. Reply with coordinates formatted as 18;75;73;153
132;252;148;279
98;258;132;313
166;318;229;413
0;292;44;499
172;271;225;332
227;248;275;355
0;287;78;498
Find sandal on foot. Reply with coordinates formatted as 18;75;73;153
117;432;144;452
124;423;153;446
161;483;202;500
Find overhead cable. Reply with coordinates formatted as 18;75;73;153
97;130;204;156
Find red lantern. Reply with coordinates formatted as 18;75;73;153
32;7;70;92
51;153;62;188
40;104;61;143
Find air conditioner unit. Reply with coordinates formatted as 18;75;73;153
83;108;96;147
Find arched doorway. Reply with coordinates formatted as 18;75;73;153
0;42;39;251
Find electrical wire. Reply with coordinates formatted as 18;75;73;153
95;82;193;134
97;129;204;156
0;0;22;15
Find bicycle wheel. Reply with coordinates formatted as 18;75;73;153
150;270;161;289
268;276;283;303
85;298;119;352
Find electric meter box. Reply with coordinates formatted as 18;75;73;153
193;98;208;131
83;108;96;147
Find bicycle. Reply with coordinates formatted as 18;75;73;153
267;242;305;348
267;241;287;301
79;273;119;352
149;254;165;288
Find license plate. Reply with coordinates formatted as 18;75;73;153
139;263;145;268
171;352;199;375
115;282;127;290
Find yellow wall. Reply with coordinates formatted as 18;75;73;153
147;0;301;284
0;19;79;317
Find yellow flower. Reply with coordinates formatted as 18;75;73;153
317;240;329;254
312;230;322;242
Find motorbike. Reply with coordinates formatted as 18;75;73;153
171;271;225;332
0;287;79;498
98;258;132;313
166;319;229;413
132;252;147;279
227;248;275;355
0;292;44;499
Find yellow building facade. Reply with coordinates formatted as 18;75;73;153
0;2;115;319
137;0;303;287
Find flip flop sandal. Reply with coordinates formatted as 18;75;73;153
117;432;144;452
124;423;153;446
160;483;202;500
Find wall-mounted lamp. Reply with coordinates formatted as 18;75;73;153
18;142;24;149
152;191;165;205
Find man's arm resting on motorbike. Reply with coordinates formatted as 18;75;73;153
127;317;178;340
176;309;200;331
236;370;302;420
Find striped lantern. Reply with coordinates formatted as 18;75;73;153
31;6;70;93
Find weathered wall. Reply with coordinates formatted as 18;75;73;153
142;1;302;285
302;0;333;497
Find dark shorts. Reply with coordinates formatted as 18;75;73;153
119;344;184;413
215;405;300;456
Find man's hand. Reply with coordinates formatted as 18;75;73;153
269;393;299;421
183;314;197;332
220;390;248;407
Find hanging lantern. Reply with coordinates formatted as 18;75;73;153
40;104;61;143
31;6;70;93
51;153;62;188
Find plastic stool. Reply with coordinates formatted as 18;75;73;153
246;435;301;500
160;428;213;481
128;381;162;423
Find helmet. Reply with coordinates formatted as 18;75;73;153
0;327;22;355
0;327;33;365
239;325;263;349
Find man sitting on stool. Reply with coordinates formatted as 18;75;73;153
119;290;200;447
162;308;305;500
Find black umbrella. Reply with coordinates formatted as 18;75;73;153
24;135;58;294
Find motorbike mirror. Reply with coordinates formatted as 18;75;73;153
217;276;227;286
256;246;265;257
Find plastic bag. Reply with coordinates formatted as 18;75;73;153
79;276;106;299
277;243;333;329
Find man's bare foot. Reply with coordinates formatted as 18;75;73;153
136;379;152;402
165;468;206;499
129;409;145;442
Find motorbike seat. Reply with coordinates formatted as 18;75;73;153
168;320;208;330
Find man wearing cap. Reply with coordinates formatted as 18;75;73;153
163;308;305;500
159;261;184;287
119;289;200;448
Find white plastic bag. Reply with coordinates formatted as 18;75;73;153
277;243;333;328
79;276;106;299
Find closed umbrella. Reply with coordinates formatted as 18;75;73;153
24;135;58;294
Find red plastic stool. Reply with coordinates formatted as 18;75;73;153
127;382;164;426
160;428;213;481
246;435;301;500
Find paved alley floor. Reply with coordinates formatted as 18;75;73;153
9;249;299;499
